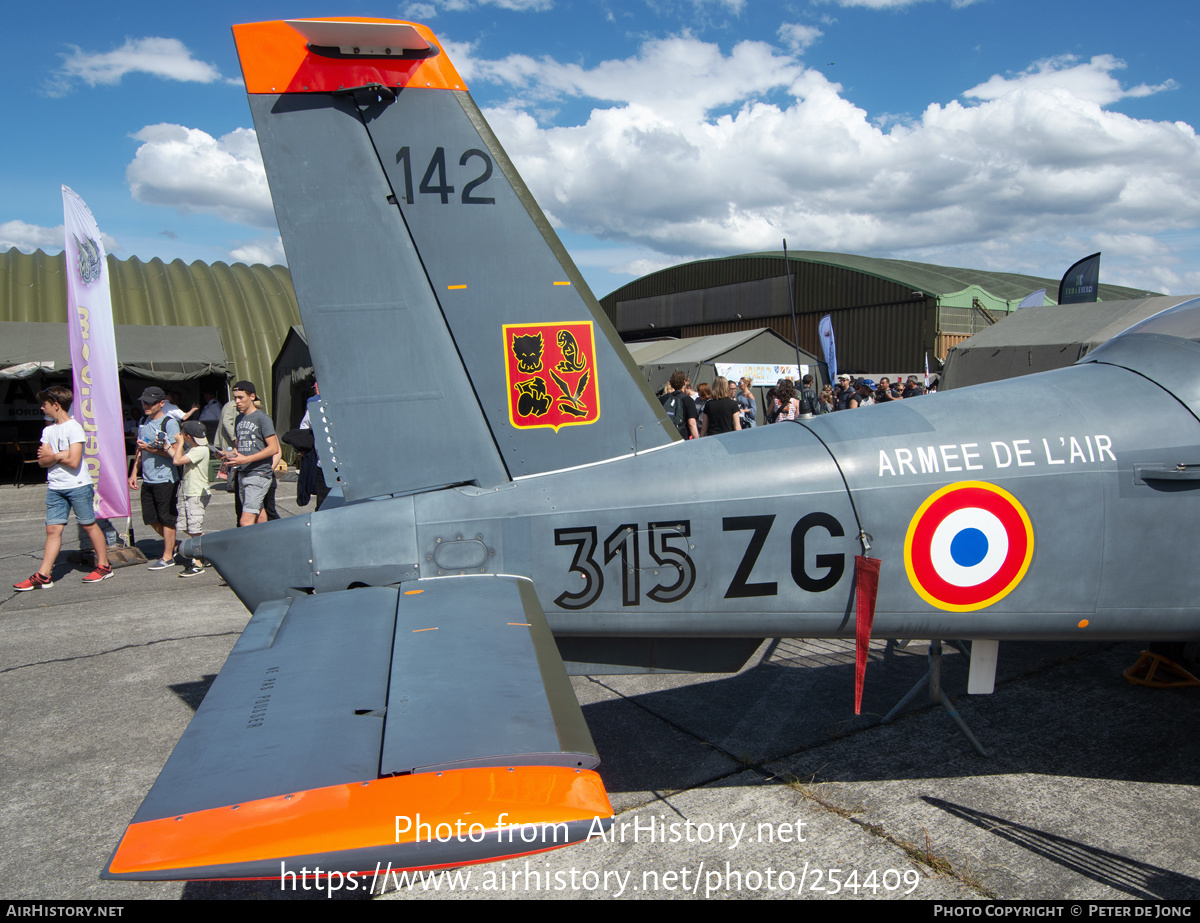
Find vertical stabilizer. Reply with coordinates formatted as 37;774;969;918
234;20;676;500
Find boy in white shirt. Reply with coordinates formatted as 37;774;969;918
14;385;112;589
170;421;211;577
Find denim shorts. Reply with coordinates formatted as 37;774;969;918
46;484;96;526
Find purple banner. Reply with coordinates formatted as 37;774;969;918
818;314;837;381
62;186;129;519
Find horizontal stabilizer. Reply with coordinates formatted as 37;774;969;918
384;576;598;773
105;578;609;880
129;588;397;823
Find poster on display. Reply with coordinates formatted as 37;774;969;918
714;363;806;386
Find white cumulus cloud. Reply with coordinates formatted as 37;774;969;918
126;125;275;228
777;23;824;54
418;0;554;12
403;2;440;20
50;38;227;95
469;36;803;118
229;235;287;266
692;0;747;13
0;220;66;253
465;39;1199;290
0;220;118;255
965;54;1178;107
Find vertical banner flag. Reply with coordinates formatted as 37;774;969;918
1058;252;1101;305
924;352;930;388
818;314;837;382
62;186;129;518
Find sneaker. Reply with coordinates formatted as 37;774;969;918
148;558;174;571
178;564;205;578
13;572;53;591
83;565;113;584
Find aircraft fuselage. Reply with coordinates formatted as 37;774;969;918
204;352;1200;651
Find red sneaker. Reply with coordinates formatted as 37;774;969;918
82;565;113;584
13;572;53;591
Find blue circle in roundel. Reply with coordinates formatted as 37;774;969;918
950;528;988;568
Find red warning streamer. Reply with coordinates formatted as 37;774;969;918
854;555;881;715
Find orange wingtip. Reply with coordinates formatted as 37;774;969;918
109;765;611;876
233;18;466;95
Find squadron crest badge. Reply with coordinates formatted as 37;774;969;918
73;234;103;286
504;321;600;431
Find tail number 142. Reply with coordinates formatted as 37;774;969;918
394;147;495;205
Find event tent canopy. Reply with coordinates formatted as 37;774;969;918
0;321;229;380
939;296;1194;390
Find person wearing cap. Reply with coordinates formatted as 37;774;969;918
224;380;280;527
836;375;853;409
170;421;211;577
848;379;874;410
128;386;180;570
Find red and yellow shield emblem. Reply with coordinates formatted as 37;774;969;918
503;321;600;431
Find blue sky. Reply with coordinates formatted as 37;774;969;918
4;0;1199;298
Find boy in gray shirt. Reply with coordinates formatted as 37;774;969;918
224;380;280;527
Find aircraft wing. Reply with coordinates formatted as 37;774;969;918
104;576;609;880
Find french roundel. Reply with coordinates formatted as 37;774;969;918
904;482;1034;612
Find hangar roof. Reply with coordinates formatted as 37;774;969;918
608;250;1155;306
1;247;298;411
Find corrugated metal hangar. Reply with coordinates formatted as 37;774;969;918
599;251;1156;373
1;247;300;414
3;245;1164;421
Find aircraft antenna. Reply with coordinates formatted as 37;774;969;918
781;239;805;381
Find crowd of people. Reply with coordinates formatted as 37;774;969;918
822;373;933;412
657;370;934;438
15;366;931;590
13;377;330;591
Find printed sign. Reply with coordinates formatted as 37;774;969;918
714;364;807;386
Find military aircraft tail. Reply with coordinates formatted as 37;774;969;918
234;19;676;502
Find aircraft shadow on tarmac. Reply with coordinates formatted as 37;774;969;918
167;636;1200;793
169;636;1198;900
575;638;1200;791
925;797;1200;900
168;675;218;712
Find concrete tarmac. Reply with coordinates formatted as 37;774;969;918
1;481;1197;901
